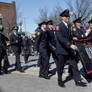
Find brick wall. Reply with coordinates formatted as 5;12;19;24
0;1;17;37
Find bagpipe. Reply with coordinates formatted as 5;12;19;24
74;38;92;75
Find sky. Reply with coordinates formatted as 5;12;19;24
0;0;68;33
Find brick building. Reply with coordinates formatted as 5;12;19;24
0;1;17;37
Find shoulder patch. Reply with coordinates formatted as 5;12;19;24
72;27;76;31
37;32;40;36
56;26;60;31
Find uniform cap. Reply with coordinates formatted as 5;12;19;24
88;19;92;23
73;18;81;24
38;21;47;27
47;20;53;25
12;26;19;31
60;9;70;17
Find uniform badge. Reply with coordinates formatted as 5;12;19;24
37;32;40;36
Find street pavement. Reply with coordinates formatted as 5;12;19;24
0;56;92;92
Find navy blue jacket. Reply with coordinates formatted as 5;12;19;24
47;28;56;50
55;22;73;55
10;33;22;53
35;29;48;53
72;27;86;40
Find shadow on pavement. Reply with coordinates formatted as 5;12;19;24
63;75;73;84
49;68;57;77
28;59;38;63
23;64;37;71
49;61;55;65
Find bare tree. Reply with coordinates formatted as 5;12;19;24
49;4;62;25
36;8;48;24
17;6;23;32
4;14;16;37
36;4;63;26
65;0;92;22
3;5;23;37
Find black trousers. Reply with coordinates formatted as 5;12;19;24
48;49;57;63
0;47;4;71
56;54;81;82
3;54;10;70
68;52;80;74
0;55;2;72
12;47;22;70
23;49;30;63
39;50;49;76
37;55;42;67
24;53;30;63
14;52;22;70
0;46;9;72
48;49;57;72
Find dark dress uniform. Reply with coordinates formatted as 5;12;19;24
22;36;30;63
35;28;50;79
55;21;82;86
72;26;92;75
72;27;86;40
0;32;9;74
47;28;57;65
2;34;10;73
46;20;57;73
72;18;86;40
87;19;92;44
34;27;41;67
10;32;23;71
72;27;86;61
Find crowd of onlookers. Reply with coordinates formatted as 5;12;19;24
7;34;37;57
0;25;38;74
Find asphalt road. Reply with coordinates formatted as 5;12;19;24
0;56;92;92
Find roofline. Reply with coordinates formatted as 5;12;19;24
0;1;15;5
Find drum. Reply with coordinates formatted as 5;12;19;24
85;44;92;60
75;41;92;75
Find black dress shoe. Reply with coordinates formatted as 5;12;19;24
25;61;29;64
3;69;9;74
17;68;24;72
58;81;65;88
4;70;9;74
19;69;24;72
48;71;54;75
39;74;50;79
0;72;3;75
75;81;87;87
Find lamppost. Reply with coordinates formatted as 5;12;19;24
0;13;3;24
